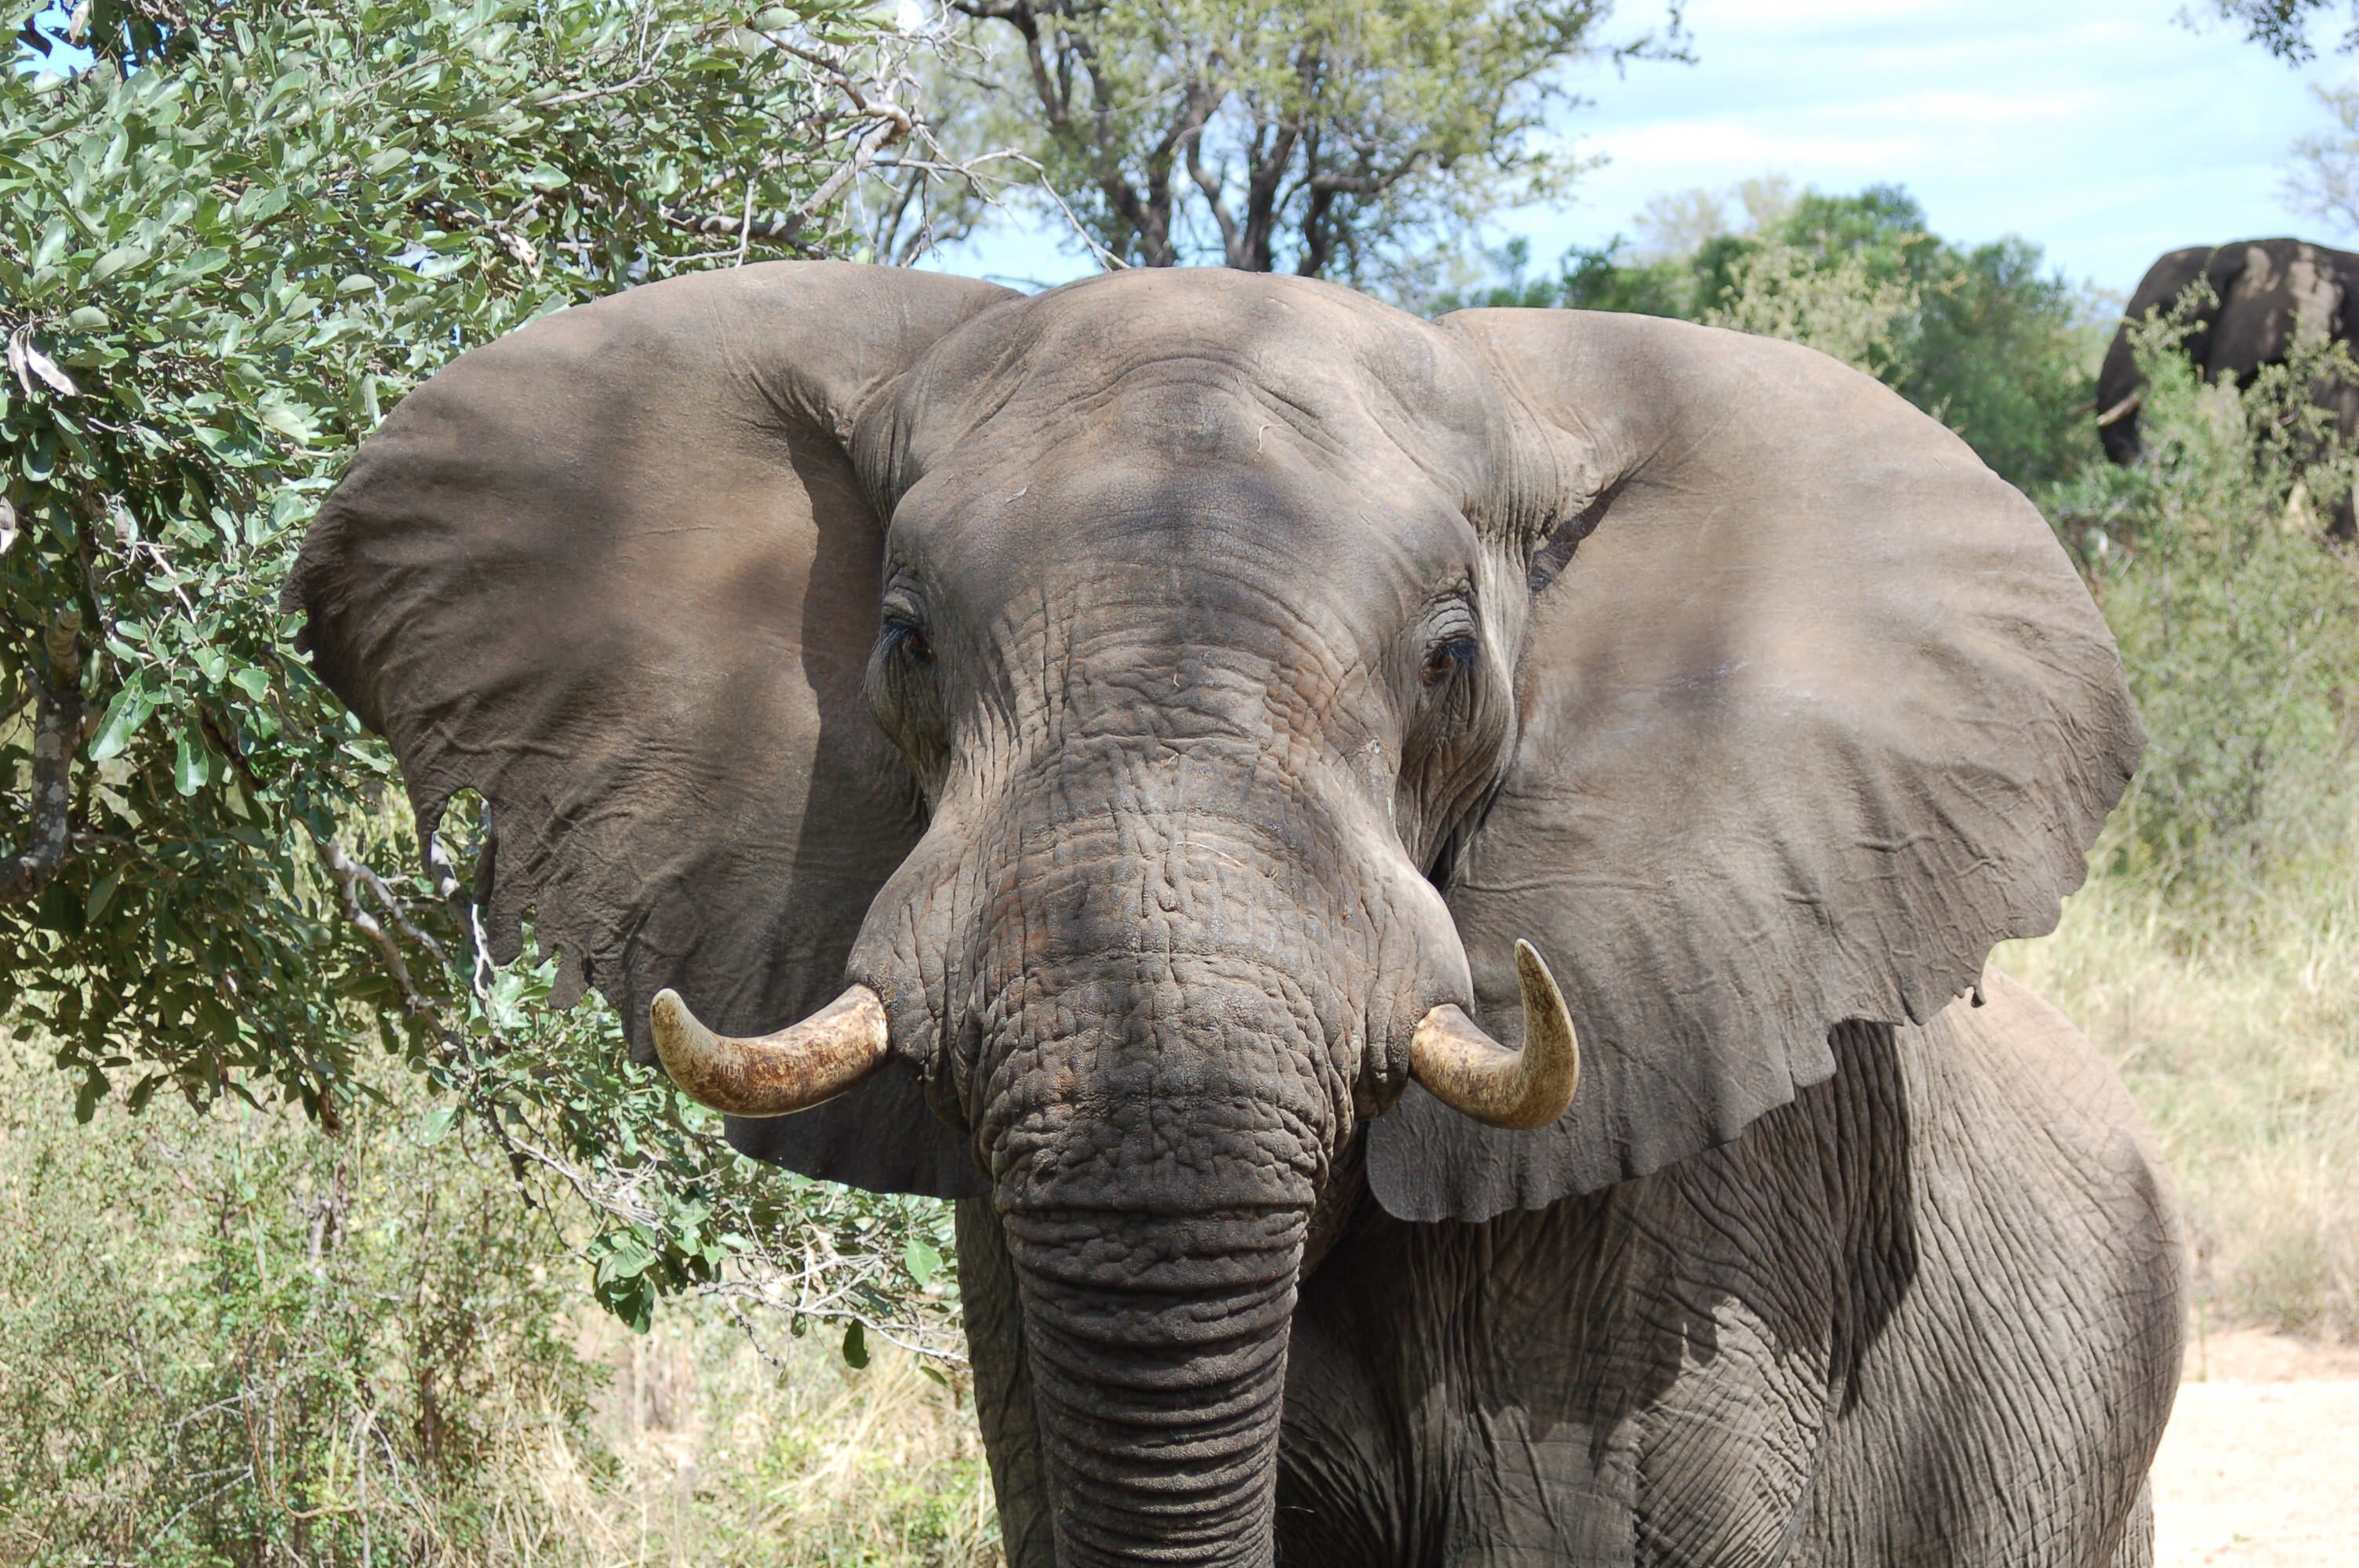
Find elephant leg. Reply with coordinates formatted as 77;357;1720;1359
956;1196;1056;1568
2105;1483;2154;1568
1275;1301;1409;1566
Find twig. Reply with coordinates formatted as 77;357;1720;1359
315;837;436;1016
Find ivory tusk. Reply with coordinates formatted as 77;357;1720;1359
2095;388;2143;427
1408;940;1579;1131
649;983;890;1118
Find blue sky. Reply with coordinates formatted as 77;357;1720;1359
931;0;2348;298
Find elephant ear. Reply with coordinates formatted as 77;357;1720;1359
1368;310;2140;1223
288;262;1014;1197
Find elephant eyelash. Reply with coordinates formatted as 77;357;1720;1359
881;613;934;666
1419;633;1478;688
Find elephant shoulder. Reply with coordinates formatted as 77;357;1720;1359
1896;968;2180;1263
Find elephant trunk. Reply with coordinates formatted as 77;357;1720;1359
965;913;1337;1566
1002;1204;1306;1567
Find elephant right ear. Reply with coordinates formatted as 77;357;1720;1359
1368;309;2142;1223
287;262;1015;1198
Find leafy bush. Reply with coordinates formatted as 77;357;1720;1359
0;1031;997;1565
2046;314;2359;908
0;0;940;1120
0;0;984;1348
2005;296;2359;1344
1702;237;1919;378
0;1032;595;1562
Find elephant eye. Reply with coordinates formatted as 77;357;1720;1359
882;612;933;666
1420;633;1477;688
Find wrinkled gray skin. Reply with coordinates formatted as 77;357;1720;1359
290;263;2182;1567
965;977;2183;1567
2099;236;2359;536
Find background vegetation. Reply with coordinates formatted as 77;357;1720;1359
0;1035;995;1565
5;0;2359;1559
1435;178;2103;492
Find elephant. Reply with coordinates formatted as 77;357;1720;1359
2098;236;2359;535
287;262;2184;1566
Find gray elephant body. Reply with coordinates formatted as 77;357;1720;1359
289;263;2175;1566
969;971;2183;1566
2099;236;2359;534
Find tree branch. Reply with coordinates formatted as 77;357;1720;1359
0;608;82;904
315;836;438;1016
658;205;814;245
1177;83;1239;266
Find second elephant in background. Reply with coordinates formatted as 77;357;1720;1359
2098;237;2359;535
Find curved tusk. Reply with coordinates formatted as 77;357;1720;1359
1409;940;1579;1131
649;984;890;1118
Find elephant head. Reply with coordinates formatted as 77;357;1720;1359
289;263;2137;1567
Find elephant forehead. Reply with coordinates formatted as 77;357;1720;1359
865;268;1507;499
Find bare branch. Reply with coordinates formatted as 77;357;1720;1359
659;205;814;245
316;836;437;1016
0;608;83;905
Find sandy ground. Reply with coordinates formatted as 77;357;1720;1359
2152;1328;2359;1566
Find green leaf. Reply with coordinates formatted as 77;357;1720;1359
238;184;290;223
20;430;53;484
31;220;71;274
841;1319;870;1370
336;274;376;295
173;728;210;796
89;687;158;762
88;245;151;283
903;1237;941;1287
67;306;109;331
256;400;317;443
73;1069;107;1124
85;868;122;924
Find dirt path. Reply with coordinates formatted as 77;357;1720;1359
2152;1329;2359;1566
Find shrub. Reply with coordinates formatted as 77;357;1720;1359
0;1030;999;1563
2045;314;2359;909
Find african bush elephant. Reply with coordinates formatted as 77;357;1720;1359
2099;236;2359;534
289;263;2184;1566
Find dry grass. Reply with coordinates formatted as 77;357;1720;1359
1998;863;2359;1343
0;1032;999;1567
509;1312;998;1567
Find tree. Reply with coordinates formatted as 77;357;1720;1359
943;0;1685;281
1441;183;2102;492
2208;0;2359;60
2;0;975;1342
2284;82;2359;236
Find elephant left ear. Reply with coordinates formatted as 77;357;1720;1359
1369;309;2141;1223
